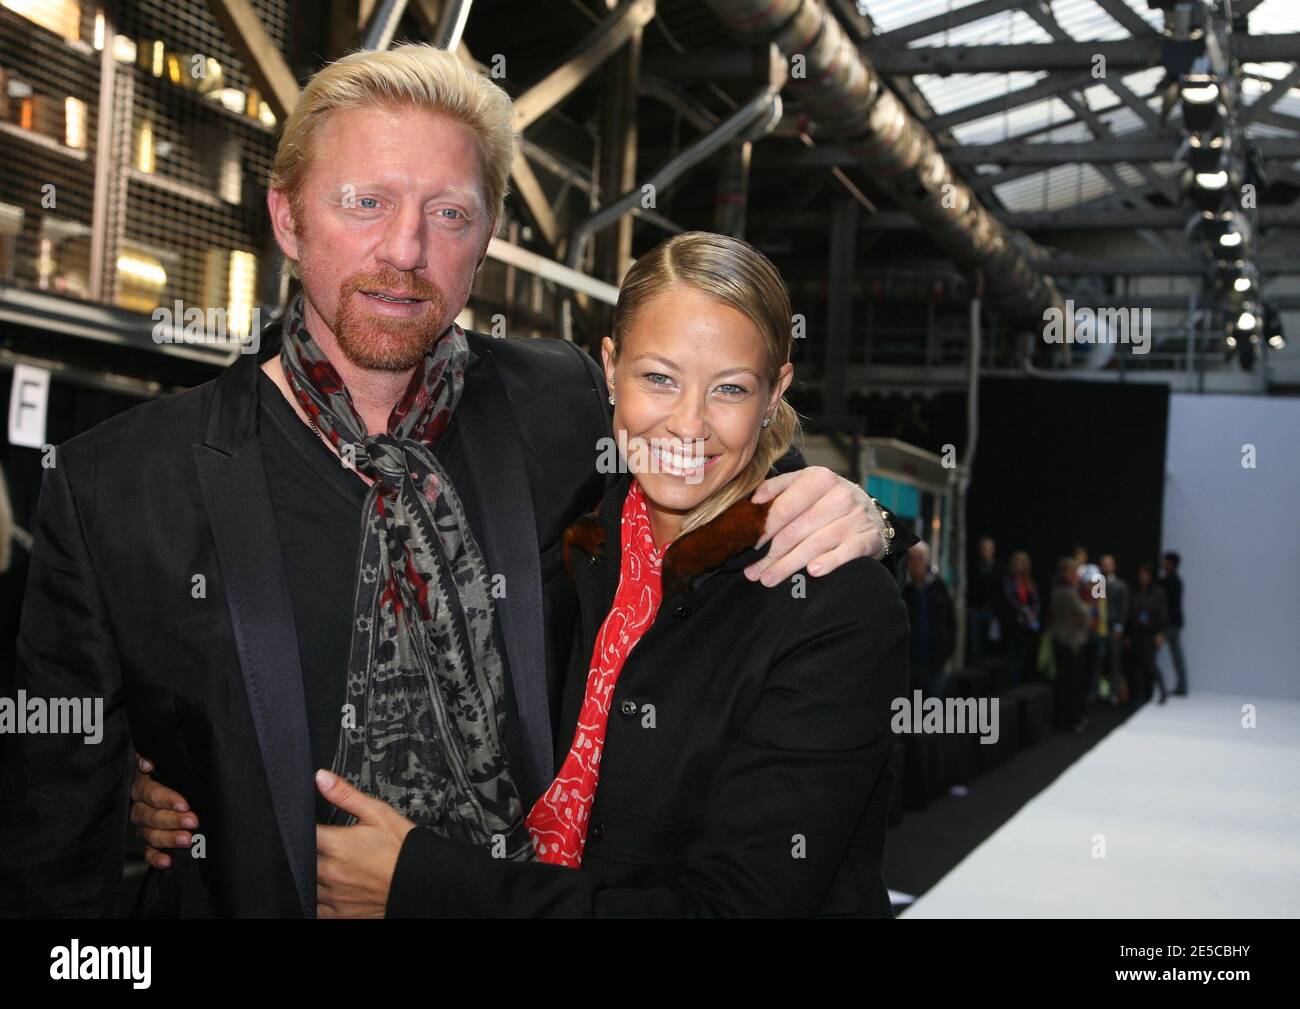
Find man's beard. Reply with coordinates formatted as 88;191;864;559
330;267;452;371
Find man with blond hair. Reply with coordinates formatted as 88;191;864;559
0;44;909;918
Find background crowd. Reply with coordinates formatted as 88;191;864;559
901;535;1190;732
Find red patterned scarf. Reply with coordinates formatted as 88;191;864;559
526;480;664;866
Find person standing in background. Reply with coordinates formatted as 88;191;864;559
1099;554;1130;707
1074;545;1107;705
1049;557;1090;733
1159;551;1189;697
1129;562;1170;705
1001;549;1040;689
902;542;955;699
967;534;1004;663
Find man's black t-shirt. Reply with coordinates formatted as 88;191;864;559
258;371;366;822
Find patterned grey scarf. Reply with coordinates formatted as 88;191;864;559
279;295;532;858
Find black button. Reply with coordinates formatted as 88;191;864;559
674;605;690;619
619;699;637;717
589;822;606;842
585;554;600;568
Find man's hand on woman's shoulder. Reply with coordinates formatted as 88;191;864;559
746;467;889;586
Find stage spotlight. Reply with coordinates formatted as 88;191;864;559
1188;133;1226;174
1190;168;1229;210
1192;209;1228;243
1264;302;1285;350
1235;261;1255;292
1180;73;1224;132
1218;213;1251;250
1218;260;1257;301
1227;309;1260;370
1193;210;1252;257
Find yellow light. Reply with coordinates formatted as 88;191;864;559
116;252;166;286
2;0;81;43
135;119;155;173
218;88;246;114
258;103;277;128
227;250;257;339
112;34;136;64
64;96;86;149
151;40;164;78
93;9;104;50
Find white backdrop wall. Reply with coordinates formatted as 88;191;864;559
1162;394;1300;701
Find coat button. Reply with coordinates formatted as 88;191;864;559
619;699;637;717
589;822;606;842
674;604;690;619
585;554;600;568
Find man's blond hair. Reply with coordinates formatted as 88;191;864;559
270;44;514;246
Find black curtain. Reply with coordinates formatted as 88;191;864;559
955;376;1171;595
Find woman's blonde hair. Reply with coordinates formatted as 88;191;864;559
609;231;801;536
270;43;515;272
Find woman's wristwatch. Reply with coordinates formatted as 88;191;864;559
868;495;896;560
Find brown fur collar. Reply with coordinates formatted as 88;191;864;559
563;493;772;596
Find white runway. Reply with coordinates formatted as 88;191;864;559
904;694;1300;918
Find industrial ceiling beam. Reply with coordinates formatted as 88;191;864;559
1021;3;1178;258
944;136;1300;165
206;0;300;123
707;0;1065;326
360;0;410;50
792;207;1300;230
1244;63;1300;123
868;34;1300;75
1045;255;1300;275
860;0;1030;49
511;0;656;133
1090;0;1158;40
926;72;1099;132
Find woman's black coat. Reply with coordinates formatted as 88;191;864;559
387;474;910;917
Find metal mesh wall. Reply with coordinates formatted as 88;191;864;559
0;2;100;295
1;0;290;339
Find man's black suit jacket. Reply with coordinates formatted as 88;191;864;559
0;320;609;917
